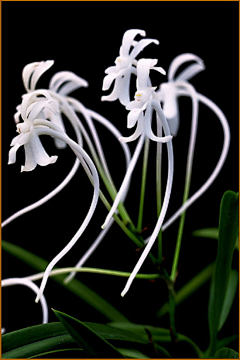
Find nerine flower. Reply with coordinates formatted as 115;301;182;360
102;29;159;105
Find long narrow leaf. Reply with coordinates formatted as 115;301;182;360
109;322;203;358
218;269;238;331
53;309;125;358
2;321;145;359
192;227;219;239
2;240;128;322
208;191;239;356
214;347;239;359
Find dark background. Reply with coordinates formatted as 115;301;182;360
2;0;239;355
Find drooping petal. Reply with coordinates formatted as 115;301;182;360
10;132;29;146
49;71;88;95
102;72;119;91
118;70;132;105
120;29;146;57
30;61;54;91
43;108;67;149
22;62;40;92
119;113;144;143
27;99;59;123
29;131;58;167
101;76;123;102
21;142;37;172
21;91;53;120
105;66;118;74
176;63;205;82
130;39;159;60
168;53;204;81
137;59;158;89
127;108;142;128
144;104;173;142
8;143;22;165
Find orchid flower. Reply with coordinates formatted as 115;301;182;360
102;29;159;105
102;58;171;230
7;92;100;302
155;54;230;231
2;277;49;331
101;57;174;296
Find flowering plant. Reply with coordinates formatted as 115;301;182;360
2;20;238;360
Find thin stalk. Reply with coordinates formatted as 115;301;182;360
168;283;178;343
137;137;150;232
22;267;162;282
170;175;191;281
156;114;163;263
170;83;199;282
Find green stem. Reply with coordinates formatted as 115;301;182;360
137;138;150;233
170;174;191;281
168;283;178;342
98;188;158;265
156;116;163;263
25;267;162;282
157;262;214;317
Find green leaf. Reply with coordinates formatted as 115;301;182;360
208;191;239;356
214;347;239;359
2;240;128;322
2;321;145;359
117;348;150;359
192;228;239;250
53;309;125;358
217;334;239;351
109;322;203;358
192;227;219;239
218;269;238;331
157;262;214;317
30;348;83;359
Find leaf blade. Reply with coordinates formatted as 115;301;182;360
2;240;128;322
53;309;125;358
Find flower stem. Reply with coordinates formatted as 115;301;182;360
137;137;150;233
25;267;162;282
156;114;163;263
170;175;191;282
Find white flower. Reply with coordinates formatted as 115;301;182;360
119;58;170;143
158;53;205;136
102;29;159;105
8;92;60;172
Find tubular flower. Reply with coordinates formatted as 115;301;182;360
102;29;159;105
101;57;174;297
8;92;60;172
120;58;169;143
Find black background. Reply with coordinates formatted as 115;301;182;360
2;0;239;355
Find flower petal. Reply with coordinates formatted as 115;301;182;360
30;61;54;91
49;71;88;95
120;29;146;57
28;131;58;167
22;62;40;92
120;113;144;143
176;63;205;81
144;104;173;142
118;70;132;105
127;108;142;128
8;143;21;164
102;73;118;91
130;39;159;60
21;142;37;172
105;66;118;74
168;53;204;81
137;59;158;89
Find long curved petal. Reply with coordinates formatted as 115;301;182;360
168;53;204;81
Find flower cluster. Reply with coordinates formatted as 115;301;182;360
3;29;230;333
